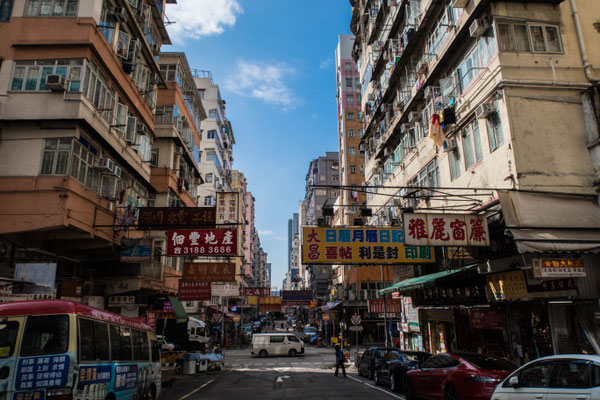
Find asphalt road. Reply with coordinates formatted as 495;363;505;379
161;345;406;400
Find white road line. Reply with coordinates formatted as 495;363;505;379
347;375;405;400
178;378;214;400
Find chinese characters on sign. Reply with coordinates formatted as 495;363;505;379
301;227;435;264
216;192;239;225
403;213;490;247
108;295;135;307
242;287;271;297
281;290;312;301
114;364;138;391
259;296;282;305
166;229;238;256
163;301;174;314
77;365;112;386
533;258;586;278
183;263;235;282
16;356;69;390
178;281;211;301
368;299;403;314
211;283;240;297
138;207;216;229
120;239;152;263
486;270;528;301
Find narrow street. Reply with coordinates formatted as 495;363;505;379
161;345;404;400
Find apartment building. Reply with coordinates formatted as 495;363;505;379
243;192;257;286
0;0;178;312
351;0;600;357
194;71;235;207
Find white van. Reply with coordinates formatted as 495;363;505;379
251;333;304;357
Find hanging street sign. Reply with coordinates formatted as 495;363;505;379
349;326;364;332
183;262;236;282
216;192;239;225
178;281;211;301
138;207;216;229
403;213;490;247
351;314;362;326
166;228;237;256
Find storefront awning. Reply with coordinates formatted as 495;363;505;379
379;268;472;295
168;296;187;322
320;301;342;311
498;191;600;253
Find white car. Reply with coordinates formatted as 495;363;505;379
492;354;600;400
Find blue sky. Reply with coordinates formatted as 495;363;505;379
165;0;352;288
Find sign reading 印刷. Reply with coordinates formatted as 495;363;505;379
301;226;435;265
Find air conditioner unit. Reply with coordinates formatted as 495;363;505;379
475;103;495;119
95;158;115;172
125;116;137;143
424;86;441;99
113;166;122;178
453;0;469;8
45;75;67;92
443;137;457;152
100;175;120;199
111;7;127;22
137;122;148;135
416;61;428;75
469;19;489;37
408;111;421;122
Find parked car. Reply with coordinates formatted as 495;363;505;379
303;326;319;343
374;350;431;392
492;354;600;400
405;353;516;400
357;347;397;380
251;333;304;357
157;334;175;352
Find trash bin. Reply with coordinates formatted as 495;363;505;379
183;360;196;375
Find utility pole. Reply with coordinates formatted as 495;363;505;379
380;264;389;347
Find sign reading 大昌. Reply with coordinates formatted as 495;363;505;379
403;213;489;247
301;227;434;265
166;229;237;256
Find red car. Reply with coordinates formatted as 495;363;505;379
405;353;516;400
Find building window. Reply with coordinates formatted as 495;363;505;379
205;150;215;161
11;59;83;92
208;109;217;118
347;111;354;120
349;147;356;156
25;0;78;16
207;130;216;139
350;165;356;174
355;77;360;86
348;129;355;138
462;120;483;170
360;164;365;175
70;137;100;187
357;93;361;103
205;173;213;183
40;138;73;175
344;62;352;72
159;64;178;82
204;196;214;206
358;129;363;138
497;22;562;54
345;77;353;88
486;110;504;152
346;94;354;104
449;148;461;181
197;89;205;99
0;0;13;21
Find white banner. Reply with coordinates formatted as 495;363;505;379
211;283;239;297
403;213;490;247
108;295;136;307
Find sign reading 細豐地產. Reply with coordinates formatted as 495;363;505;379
138;207;216;229
301;227;435;265
167;229;237;256
403;213;490;247
216;192;239;225
183;263;235;282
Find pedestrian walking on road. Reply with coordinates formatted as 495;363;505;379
334;345;346;377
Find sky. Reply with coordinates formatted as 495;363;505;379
164;0;353;289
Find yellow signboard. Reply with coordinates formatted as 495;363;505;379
301;226;435;265
487;270;528;301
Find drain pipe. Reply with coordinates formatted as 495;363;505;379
569;0;600;83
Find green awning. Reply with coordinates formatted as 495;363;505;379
169;296;187;322
379;266;475;295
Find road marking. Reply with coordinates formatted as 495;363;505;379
178;378;214;400
347;375;405;399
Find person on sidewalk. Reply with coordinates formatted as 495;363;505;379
334;345;346;377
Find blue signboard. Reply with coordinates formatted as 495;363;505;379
77;365;112;387
13;391;45;400
121;240;152;263
114;364;138;391
15;356;69;390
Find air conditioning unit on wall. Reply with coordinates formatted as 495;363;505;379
475;103;495;119
470;19;489;37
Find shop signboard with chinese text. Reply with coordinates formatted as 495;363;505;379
138;207;216;229
146;311;157;330
301;227;434;264
533;258;586;278
282;290;312;301
163;301;174;314
108;295;135;307
243;287;271;297
258;296;282;305
211;283;239;297
368;299;403;314
216;192;239;225
183;263;235;282
120;239;152;263
469;310;504;329
486;270;528;301
260;304;282;311
178;281;211;301
167;229;237;256
402;296;420;332
403;213;490;247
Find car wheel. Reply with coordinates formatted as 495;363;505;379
259;349;268;358
289;349;297;357
374;369;380;385
390;373;396;392
368;367;374;380
444;384;459;400
405;377;414;400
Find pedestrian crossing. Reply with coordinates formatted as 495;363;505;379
229;361;332;370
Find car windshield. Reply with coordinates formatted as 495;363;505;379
458;354;517;371
401;352;429;363
386;351;403;361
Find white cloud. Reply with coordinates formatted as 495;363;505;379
319;58;332;69
258;229;275;236
166;0;243;43
224;60;297;110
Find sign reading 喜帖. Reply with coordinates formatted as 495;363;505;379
138;207;216;229
403;213;490;247
178;281;211;301
533;258;586;278
216;192;239;225
183;262;235;282
167;229;237;256
301;227;435;264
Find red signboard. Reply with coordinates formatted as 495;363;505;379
146;312;157;330
138;207;216;229
242;287;271;297
166;229;238;256
183;263;235;282
469;310;504;329
260;304;282;312
178;281;211;301
368;299;403;314
282;301;311;307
